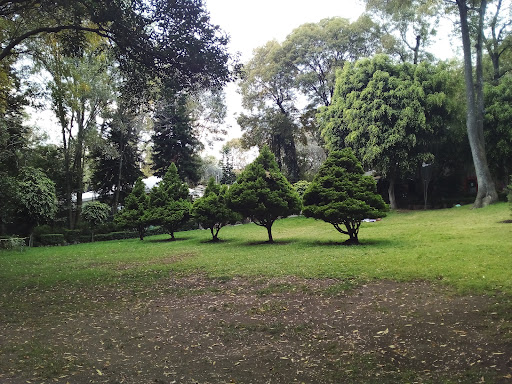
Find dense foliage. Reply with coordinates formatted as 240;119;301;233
303;149;388;244
192;178;241;242
115;178;150;240
227;146;302;242
319;55;455;209
81;201;111;242
146;163;191;240
152;91;202;184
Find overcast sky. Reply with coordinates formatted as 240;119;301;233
205;0;367;62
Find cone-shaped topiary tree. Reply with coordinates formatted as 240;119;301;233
302;148;388;245
146;163;191;241
115;177;150;240
191;177;241;242
227;146;302;243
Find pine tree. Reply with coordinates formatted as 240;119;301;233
151;91;202;184
115;177;150;240
220;147;236;185
302;149;388;245
90;113;143;212
227;146;301;243
146;163;191;240
192;177;241;242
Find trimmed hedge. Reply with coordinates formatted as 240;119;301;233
38;234;66;246
63;229;81;244
94;231;137;242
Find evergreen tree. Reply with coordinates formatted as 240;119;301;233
227;146;302;243
146;163;191;241
90;112;143;212
192;178;241;242
152;91;202;184
220;146;236;185
115;177;150;240
302;149;388;245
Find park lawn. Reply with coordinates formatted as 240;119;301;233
0;202;511;295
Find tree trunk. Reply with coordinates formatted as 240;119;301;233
138;225;144;240
388;176;397;210
266;224;273;243
112;130;124;215
170;231;175;241
457;0;498;208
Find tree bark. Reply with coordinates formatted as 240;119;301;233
266;224;273;243
457;0;498;208
388;176;397;210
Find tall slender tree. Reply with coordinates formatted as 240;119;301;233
152;90;202;184
90;111;143;213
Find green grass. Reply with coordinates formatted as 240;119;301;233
1;203;511;295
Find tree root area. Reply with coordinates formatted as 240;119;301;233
1;276;511;383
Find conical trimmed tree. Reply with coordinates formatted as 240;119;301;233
227;146;301;243
115;177;150;240
302;148;388;245
191;177;241;242
146;163;191;241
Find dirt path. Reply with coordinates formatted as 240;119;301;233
1;275;511;383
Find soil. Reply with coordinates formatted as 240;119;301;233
1;275;511;383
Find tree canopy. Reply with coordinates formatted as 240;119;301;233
192;178;240;242
302;149;388;244
319;55;455;209
227;146;301;243
146;163;191;240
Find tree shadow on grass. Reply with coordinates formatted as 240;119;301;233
245;240;293;246
305;238;394;247
199;238;228;244
146;236;190;243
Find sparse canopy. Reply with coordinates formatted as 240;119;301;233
146;163;191;241
227;146;302;243
192;178;241;242
302;149;387;245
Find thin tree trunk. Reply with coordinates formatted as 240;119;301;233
266;224;273;243
113;130;124;214
457;0;498;208
388;176;397;210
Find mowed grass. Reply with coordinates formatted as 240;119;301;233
1;202;511;295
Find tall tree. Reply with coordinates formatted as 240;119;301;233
238;40;300;182
283;15;382;107
319;55;454;209
452;0;499;207
151;90;202;184
30;34;115;228
90;111;143;213
364;0;440;64
0;0;232;99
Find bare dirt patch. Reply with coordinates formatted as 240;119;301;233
1;275;511;383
